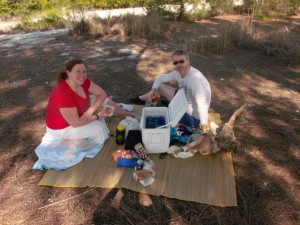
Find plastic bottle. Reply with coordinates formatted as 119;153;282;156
116;125;125;145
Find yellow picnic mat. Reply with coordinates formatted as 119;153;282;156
38;106;237;207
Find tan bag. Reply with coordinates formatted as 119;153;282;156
167;132;221;158
186;134;213;155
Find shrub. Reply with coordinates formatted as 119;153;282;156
263;27;300;65
145;3;178;21
71;12;169;39
188;20;256;55
72;18;91;35
182;17;300;65
184;8;209;21
12;14;67;32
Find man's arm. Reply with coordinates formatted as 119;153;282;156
189;74;211;133
152;71;179;89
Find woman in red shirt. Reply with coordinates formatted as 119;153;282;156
33;59;139;170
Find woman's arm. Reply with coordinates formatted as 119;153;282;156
83;80;140;121
60;107;100;128
80;81;108;121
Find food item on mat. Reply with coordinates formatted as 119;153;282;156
112;149;137;168
133;169;154;180
112;149;133;162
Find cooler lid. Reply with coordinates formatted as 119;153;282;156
168;89;188;127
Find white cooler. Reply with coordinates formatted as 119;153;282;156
140;89;188;153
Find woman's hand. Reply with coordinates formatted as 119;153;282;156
80;109;94;122
96;107;108;118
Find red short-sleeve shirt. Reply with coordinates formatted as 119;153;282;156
46;78;91;129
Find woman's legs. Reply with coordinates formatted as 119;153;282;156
106;98;140;119
90;95;140;119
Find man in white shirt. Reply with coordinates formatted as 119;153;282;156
130;49;211;132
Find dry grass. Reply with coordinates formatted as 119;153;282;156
71;13;170;40
182;17;300;65
264;25;300;65
62;11;300;65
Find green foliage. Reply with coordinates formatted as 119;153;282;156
0;0;10;17
0;0;147;18
69;0;94;9
254;7;268;20
237;0;300;19
13;13;67;32
1;0;299;20
105;0;136;7
145;1;178;20
206;0;235;16
184;7;209;21
67;0;148;9
145;0;198;21
291;0;300;14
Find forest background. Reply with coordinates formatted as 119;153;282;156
1;0;300;65
1;0;300;24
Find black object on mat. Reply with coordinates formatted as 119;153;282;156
125;130;143;150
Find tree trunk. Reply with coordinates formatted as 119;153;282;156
178;0;185;20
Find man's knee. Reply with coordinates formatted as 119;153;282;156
158;84;176;100
158;83;167;89
159;83;174;92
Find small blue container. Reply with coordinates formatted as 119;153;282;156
116;157;137;168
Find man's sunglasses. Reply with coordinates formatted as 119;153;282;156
173;59;185;65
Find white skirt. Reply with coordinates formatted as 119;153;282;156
46;119;109;142
32;119;110;170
